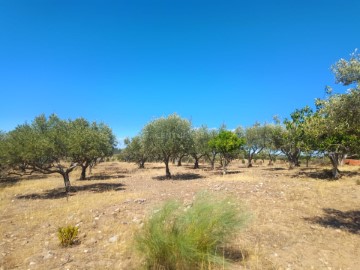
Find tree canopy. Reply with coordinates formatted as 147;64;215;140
208;130;245;174
189;126;212;169
142;114;192;179
2;114;116;192
122;135;149;169
303;51;360;178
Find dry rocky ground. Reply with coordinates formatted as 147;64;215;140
0;160;359;270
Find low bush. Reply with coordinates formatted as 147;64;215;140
58;225;79;247
136;192;248;269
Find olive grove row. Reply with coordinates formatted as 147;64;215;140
121;52;360;179
0;52;359;192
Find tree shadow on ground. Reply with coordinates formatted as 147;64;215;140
211;170;243;175
153;173;205;181
262;167;287;171
304;208;360;234
292;169;358;180
16;183;126;200
79;174;126;181
148;166;164;170
0;176;21;189
0;174;50;189
217;246;248;262
23;174;49;180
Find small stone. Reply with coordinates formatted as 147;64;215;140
132;218;143;224
109;236;118;243
134;198;147;204
29;261;36;265
44;251;53;259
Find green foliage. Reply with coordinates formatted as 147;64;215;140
189;126;212;168
142;114;192;178
280;106;313;167
2;114;116;190
68;118;116;179
57;225;79;247
122;135;149;168
304;51;360;178
136;193;248;269
331;50;360;85
0;131;7;174
239;123;273;167
208;130;245;173
208;130;244;156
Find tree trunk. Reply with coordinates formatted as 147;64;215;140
329;153;341;179
79;161;90;180
287;153;300;169
268;153;274;166
177;157;182;166
62;172;71;193
165;158;171;179
247;153;253;168
222;158;227;175
194;158;199;169
340;154;347;166
288;160;295;169
80;166;87;180
210;159;215;170
139;160;145;169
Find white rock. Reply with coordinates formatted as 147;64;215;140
109;236;118;243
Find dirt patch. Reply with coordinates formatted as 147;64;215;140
0;161;359;269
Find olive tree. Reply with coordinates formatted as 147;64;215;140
239;123;272;167
189;126;212;169
122;135;149;169
206;129;219;170
68;118;116;180
208;130;245;174
277;107;313;168
262;124;282;165
303;51;360;178
3;115;77;192
3;114;116;192
142;114;192;179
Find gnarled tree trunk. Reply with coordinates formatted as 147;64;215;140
164;157;171;179
138;160;145;169
61;172;71;193
194;158;199;169
329;152;341;179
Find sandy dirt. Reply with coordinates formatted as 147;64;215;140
0;161;359;269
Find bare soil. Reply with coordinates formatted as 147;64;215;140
1;161;359;269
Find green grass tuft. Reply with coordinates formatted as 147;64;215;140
57;225;79;247
136;192;248;269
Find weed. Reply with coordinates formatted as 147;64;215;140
136;192;248;269
58;225;79;247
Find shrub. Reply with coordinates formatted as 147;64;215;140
135;192;248;269
58;225;79;247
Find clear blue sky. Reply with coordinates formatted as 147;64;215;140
0;0;359;146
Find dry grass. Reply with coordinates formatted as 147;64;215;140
0;161;359;269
